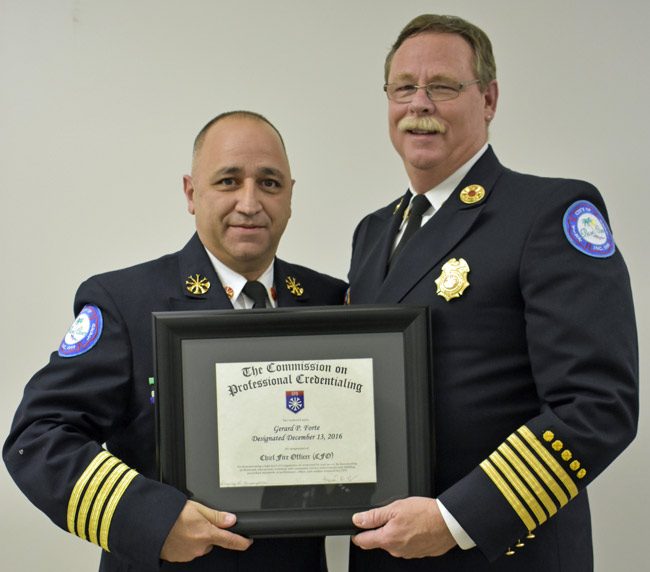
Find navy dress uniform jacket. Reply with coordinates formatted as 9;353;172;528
347;147;638;571
4;234;347;572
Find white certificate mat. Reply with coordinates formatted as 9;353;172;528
215;358;377;488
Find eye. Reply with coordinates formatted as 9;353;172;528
394;84;415;93
260;179;282;190
427;84;459;96
213;177;238;189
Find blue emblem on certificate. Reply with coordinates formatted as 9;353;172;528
563;200;615;258
286;390;304;414
58;304;103;358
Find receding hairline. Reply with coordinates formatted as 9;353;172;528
384;14;497;89
192;110;287;162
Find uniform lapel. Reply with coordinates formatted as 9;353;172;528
169;233;233;311
377;147;504;303
349;192;410;304
274;258;312;307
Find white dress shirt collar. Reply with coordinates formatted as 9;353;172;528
407;143;489;213
203;248;276;309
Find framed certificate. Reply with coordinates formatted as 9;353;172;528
153;305;432;537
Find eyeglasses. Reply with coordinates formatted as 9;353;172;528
384;79;481;103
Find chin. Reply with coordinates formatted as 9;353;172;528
405;154;446;172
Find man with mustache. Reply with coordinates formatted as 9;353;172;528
4;111;345;571
347;14;638;571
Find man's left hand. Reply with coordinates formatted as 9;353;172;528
351;497;457;558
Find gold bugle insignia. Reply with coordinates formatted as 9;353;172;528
435;258;470;301
285;276;304;296
460;184;486;204
186;274;210;295
402;202;412;221
393;197;404;215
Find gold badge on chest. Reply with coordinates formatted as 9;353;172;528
435;258;470;301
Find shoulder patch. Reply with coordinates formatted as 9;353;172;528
562;200;615;258
58;305;103;358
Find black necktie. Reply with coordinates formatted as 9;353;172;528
242;281;268;308
389;194;431;268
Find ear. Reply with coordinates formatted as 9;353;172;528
288;179;295;219
483;79;499;122
182;175;196;215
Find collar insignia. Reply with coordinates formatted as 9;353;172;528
459;184;485;205
435;258;470;301
224;286;234;299
285;276;304;297
186;274;210;295
393;197;404;215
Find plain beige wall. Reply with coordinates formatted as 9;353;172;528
1;1;647;570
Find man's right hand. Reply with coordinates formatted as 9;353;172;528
160;500;253;562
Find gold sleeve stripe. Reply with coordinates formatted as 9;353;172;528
480;459;537;531
489;451;547;525
498;442;558;517
67;451;139;551
518;426;578;499
99;469;138;552
88;463;130;546
76;456;121;539
507;433;569;507
67;450;112;534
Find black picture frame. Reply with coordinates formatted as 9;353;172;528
153;305;433;537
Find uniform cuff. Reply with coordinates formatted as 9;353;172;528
437;498;476;550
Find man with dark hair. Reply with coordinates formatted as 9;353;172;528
4;111;345;571
347;14;638;571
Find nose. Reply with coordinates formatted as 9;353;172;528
408;86;435;114
235;179;263;215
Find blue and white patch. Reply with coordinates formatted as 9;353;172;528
58;305;103;358
286;390;304;414
563;200;615;258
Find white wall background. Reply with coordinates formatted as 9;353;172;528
1;1;647;570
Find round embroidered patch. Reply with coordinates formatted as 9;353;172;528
562;200;615;258
58;305;103;358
